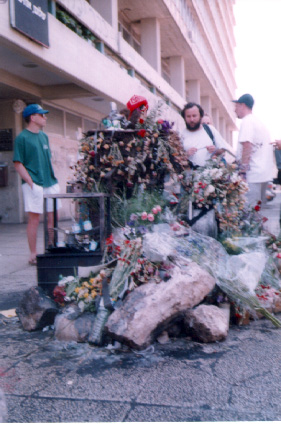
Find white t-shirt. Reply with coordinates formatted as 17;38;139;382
182;125;230;167
236;114;274;183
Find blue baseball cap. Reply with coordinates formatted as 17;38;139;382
23;104;49;118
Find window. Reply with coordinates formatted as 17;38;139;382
44;105;64;135
66;112;82;139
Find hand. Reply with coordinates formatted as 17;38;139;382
187;147;197;157
273;140;281;149
206;145;216;153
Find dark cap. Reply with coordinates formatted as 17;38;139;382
22;104;49;118
232;94;254;109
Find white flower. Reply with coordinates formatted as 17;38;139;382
230;172;239;183
58;276;76;286
210;168;223;179
204;184;215;197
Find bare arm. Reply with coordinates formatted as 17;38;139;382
14;162;33;188
240;141;252;179
274;140;281;150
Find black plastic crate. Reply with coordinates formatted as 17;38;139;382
37;252;103;297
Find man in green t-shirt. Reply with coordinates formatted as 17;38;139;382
13;104;60;265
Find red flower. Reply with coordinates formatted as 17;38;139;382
53;286;66;304
89;150;95;158
137;129;146;137
254;205;261;211
106;234;114;245
157;119;164;124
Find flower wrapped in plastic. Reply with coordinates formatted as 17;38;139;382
171;229;281;327
179;158;249;235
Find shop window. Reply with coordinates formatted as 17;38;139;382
65;112;83;140
84;119;98;133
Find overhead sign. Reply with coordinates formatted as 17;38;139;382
9;0;49;47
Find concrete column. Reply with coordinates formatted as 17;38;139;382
219;117;226;139
140;18;161;73
170;56;185;98
201;96;212;115
226;125;233;146
187;80;200;103
212;108;219;129
90;0;118;33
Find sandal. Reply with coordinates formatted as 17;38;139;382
28;258;37;266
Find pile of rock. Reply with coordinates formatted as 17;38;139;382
16;262;231;349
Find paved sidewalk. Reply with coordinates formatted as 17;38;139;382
0;222;44;310
0;195;281;422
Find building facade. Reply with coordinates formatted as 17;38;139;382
0;0;237;223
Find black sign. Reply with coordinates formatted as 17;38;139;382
0;129;13;151
9;0;49;47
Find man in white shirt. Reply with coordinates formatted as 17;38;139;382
181;102;229;167
232;94;274;206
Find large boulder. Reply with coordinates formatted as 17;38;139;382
54;305;96;343
184;304;230;343
16;287;59;331
105;262;215;350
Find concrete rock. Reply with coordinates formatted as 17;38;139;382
105;262;215;350
0;388;7;423
16;287;59;331
54;305;96;343
185;304;229;343
157;331;170;344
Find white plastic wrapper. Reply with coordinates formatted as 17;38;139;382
143;226;175;262
227;252;267;294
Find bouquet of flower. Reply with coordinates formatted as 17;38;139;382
179;158;249;234
54;268;112;312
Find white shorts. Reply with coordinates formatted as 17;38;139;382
22;183;61;214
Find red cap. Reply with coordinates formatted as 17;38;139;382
126;95;148;116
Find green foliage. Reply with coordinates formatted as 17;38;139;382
110;187;166;228
56;7;96;42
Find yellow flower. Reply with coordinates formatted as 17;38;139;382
75;287;80;293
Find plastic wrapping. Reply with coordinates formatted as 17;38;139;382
145;227;281;327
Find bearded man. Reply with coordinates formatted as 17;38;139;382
181;102;228;167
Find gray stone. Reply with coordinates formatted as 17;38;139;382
54;305;96;343
16;287;59;331
156;331;170;344
105;262;215;350
0;388;7;423
184;304;229;343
